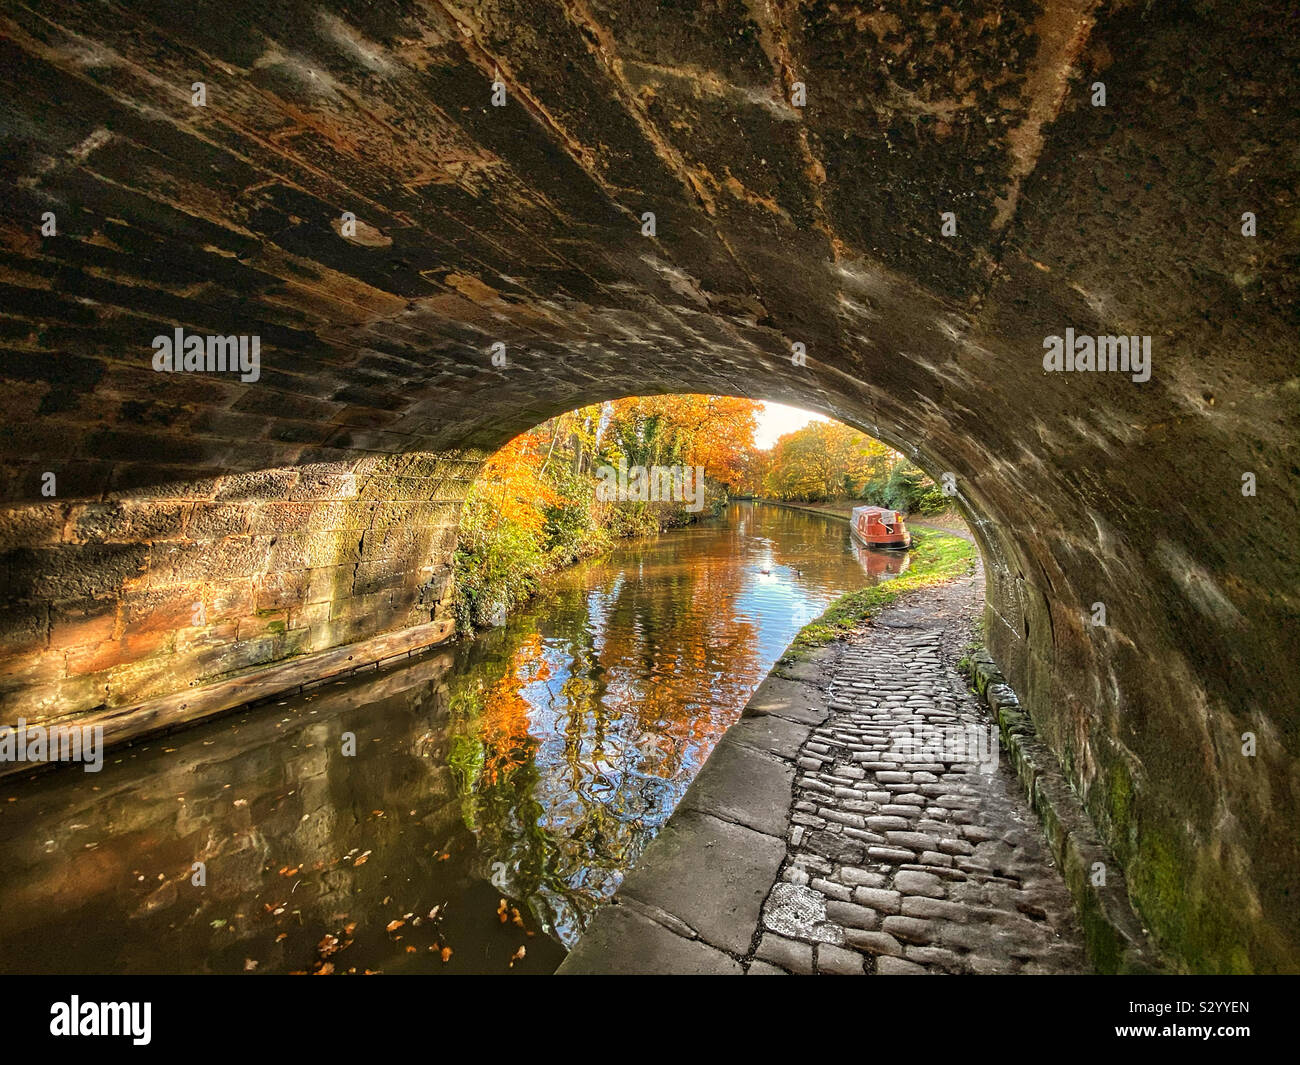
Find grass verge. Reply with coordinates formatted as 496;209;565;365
780;528;977;662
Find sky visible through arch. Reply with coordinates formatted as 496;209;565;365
753;401;828;450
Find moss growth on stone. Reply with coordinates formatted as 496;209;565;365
1127;826;1266;974
1107;761;1134;857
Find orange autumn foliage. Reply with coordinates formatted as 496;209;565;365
473;430;561;537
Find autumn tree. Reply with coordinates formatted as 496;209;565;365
763;421;894;500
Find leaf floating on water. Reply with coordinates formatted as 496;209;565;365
436;852;450;862
210;919;227;929
275;933;288;943
509;945;526;968
427;906;440;920
318;934;341;957
352;854;369;867
343;921;357;936
385;919;405;933
244;958;259;971
510;907;525;929
314;962;334;976
233;799;247;807
440;947;453;963
405;946;417;953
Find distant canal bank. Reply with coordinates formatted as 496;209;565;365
757;499;975;544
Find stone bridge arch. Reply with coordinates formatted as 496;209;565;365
0;0;1295;972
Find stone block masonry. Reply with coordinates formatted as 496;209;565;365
0;452;479;730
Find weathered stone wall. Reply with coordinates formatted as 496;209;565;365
0;453;475;718
0;0;1296;972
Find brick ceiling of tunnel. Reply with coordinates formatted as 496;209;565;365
0;0;1296;500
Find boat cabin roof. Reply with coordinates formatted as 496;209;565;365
852;505;902;520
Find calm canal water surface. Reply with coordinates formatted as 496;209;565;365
0;503;906;974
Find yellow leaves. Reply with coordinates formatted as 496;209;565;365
385;919;405;933
473;430;558;537
764;420;897;501
498;897;526;938
604;395;761;490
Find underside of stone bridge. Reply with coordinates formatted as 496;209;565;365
0;0;1296;972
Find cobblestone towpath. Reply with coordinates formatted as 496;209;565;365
559;568;1090;974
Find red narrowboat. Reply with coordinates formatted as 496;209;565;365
850;505;911;550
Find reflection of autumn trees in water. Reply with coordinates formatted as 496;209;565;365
446;546;764;946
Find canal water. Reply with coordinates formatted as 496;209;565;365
0;503;906;975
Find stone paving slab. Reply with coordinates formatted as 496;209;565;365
616;809;786;956
725;711;814;761
557;904;743;975
678;735;797;836
742;674;829;725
